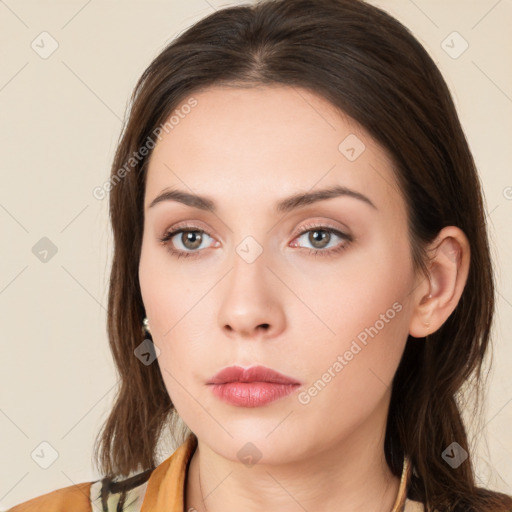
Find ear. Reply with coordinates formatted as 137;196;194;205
408;226;471;338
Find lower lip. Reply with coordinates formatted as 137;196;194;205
208;382;300;407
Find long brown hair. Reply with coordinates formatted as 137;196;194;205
92;0;512;510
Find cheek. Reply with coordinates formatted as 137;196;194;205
293;301;410;443
139;239;203;338
302;299;408;391
289;240;412;351
139;244;191;388
295;241;413;398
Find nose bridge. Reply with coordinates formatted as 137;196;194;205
225;217;271;282
228;234;270;303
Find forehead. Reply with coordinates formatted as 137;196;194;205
144;84;403;216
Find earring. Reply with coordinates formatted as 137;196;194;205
142;317;151;336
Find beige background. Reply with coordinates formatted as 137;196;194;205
0;0;511;508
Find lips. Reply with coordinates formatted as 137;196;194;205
207;365;301;385
207;365;302;408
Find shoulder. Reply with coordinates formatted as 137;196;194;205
8;433;196;512
89;468;154;511
7;468;155;512
7;481;94;512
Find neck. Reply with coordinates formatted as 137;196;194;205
185;402;401;512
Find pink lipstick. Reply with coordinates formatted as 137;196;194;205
207;365;301;408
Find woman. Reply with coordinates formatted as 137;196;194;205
8;0;512;511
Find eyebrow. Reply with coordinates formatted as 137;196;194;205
147;184;377;213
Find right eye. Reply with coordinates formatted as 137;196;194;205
159;226;217;259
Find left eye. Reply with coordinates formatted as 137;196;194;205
291;226;352;254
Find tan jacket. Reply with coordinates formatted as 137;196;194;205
7;433;426;511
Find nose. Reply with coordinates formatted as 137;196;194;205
217;249;286;340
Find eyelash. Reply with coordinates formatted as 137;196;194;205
158;222;353;260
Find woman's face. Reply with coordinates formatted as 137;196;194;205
139;84;422;463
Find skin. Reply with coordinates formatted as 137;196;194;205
138;84;470;512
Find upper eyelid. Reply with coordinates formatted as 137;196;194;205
294;222;349;236
164;222;349;239
165;217;350;234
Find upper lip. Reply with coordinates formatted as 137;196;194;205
207;365;301;385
